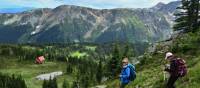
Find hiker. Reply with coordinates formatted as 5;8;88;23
119;58;136;88
164;52;187;88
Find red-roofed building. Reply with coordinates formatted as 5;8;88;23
35;56;45;64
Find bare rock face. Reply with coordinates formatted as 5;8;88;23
36;71;63;80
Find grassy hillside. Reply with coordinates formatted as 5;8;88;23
0;57;71;88
106;29;200;88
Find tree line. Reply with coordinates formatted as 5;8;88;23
0;73;27;88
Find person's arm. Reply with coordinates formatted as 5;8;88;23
164;64;170;72
165;69;170;72
121;67;130;78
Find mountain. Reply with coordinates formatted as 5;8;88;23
0;7;34;13
0;1;181;44
151;1;181;26
152;1;181;13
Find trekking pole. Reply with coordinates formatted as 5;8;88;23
117;74;120;88
119;80;120;88
162;64;165;81
163;70;166;81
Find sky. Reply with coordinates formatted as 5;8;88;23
0;0;178;9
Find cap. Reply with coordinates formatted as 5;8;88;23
165;52;173;60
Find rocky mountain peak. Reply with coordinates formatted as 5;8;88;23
153;2;166;10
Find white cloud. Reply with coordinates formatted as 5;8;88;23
5;0;64;8
65;0;178;9
0;0;178;9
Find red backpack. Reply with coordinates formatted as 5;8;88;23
175;58;187;77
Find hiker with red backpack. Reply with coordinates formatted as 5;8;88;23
119;58;136;88
164;52;187;88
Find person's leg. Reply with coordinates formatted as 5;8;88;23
166;76;179;88
166;76;173;88
120;83;125;88
120;83;128;88
171;76;179;88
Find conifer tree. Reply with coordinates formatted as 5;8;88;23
42;80;47;88
108;43;121;78
0;73;27;88
62;79;70;88
174;0;200;32
42;77;58;88
96;60;103;83
123;43;135;58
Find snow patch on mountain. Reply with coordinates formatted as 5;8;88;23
31;25;41;35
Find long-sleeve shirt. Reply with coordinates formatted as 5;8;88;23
165;59;178;76
120;65;131;84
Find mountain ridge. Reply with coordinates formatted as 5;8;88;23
0;1;181;44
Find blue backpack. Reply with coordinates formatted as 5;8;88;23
128;64;136;81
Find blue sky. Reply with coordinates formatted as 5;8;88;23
0;0;178;9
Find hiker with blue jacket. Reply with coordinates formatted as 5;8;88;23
164;52;187;88
119;58;136;88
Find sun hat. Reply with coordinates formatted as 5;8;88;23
165;52;173;60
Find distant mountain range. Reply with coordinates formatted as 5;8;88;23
0;7;34;13
0;1;181;44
